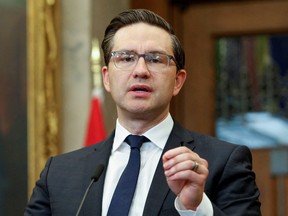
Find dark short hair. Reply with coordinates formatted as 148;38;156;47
101;9;185;70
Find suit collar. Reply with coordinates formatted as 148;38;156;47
80;132;115;216
169;120;196;149
143;121;195;215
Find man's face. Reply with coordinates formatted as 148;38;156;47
102;23;186;123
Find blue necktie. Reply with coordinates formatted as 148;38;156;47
107;135;149;216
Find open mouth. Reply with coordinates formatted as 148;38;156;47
130;85;151;92
133;87;149;92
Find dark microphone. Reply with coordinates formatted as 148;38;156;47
75;164;105;216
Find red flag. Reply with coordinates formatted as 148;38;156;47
84;88;106;146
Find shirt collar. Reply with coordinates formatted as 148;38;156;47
113;113;174;152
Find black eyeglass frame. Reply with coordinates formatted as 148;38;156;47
110;50;179;70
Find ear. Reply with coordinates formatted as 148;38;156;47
173;69;187;96
102;66;111;92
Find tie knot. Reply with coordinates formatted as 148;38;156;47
125;135;149;149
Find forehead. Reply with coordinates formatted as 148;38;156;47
112;23;173;53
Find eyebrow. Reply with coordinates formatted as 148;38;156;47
116;49;171;56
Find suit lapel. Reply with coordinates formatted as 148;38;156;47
81;132;115;216
143;122;195;215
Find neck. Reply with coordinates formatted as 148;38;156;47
118;112;169;135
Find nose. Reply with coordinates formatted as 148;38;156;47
132;56;150;78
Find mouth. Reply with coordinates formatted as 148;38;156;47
129;84;152;92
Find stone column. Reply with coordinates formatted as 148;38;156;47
61;0;91;152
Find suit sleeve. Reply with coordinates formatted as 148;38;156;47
24;158;52;216
211;145;261;216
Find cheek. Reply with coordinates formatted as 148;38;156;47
166;76;179;96
108;76;124;96
156;78;176;98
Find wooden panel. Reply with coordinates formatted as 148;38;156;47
180;1;288;135
252;149;277;215
130;0;170;19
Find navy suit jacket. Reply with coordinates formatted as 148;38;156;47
24;122;261;215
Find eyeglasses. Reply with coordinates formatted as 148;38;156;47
110;50;177;71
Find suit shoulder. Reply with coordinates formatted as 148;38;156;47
51;142;104;162
186;129;251;155
173;121;249;153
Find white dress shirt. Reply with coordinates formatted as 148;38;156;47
101;114;213;216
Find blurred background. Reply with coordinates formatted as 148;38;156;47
0;0;287;215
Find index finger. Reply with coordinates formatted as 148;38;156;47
162;146;197;161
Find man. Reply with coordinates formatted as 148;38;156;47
25;9;261;215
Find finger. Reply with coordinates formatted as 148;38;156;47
164;159;208;177
165;162;209;186
164;159;196;177
163;151;203;171
163;147;200;167
192;161;199;172
163;146;197;160
163;152;192;170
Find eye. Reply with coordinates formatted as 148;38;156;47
146;53;165;64
119;52;136;63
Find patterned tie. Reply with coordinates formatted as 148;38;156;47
107;135;149;216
